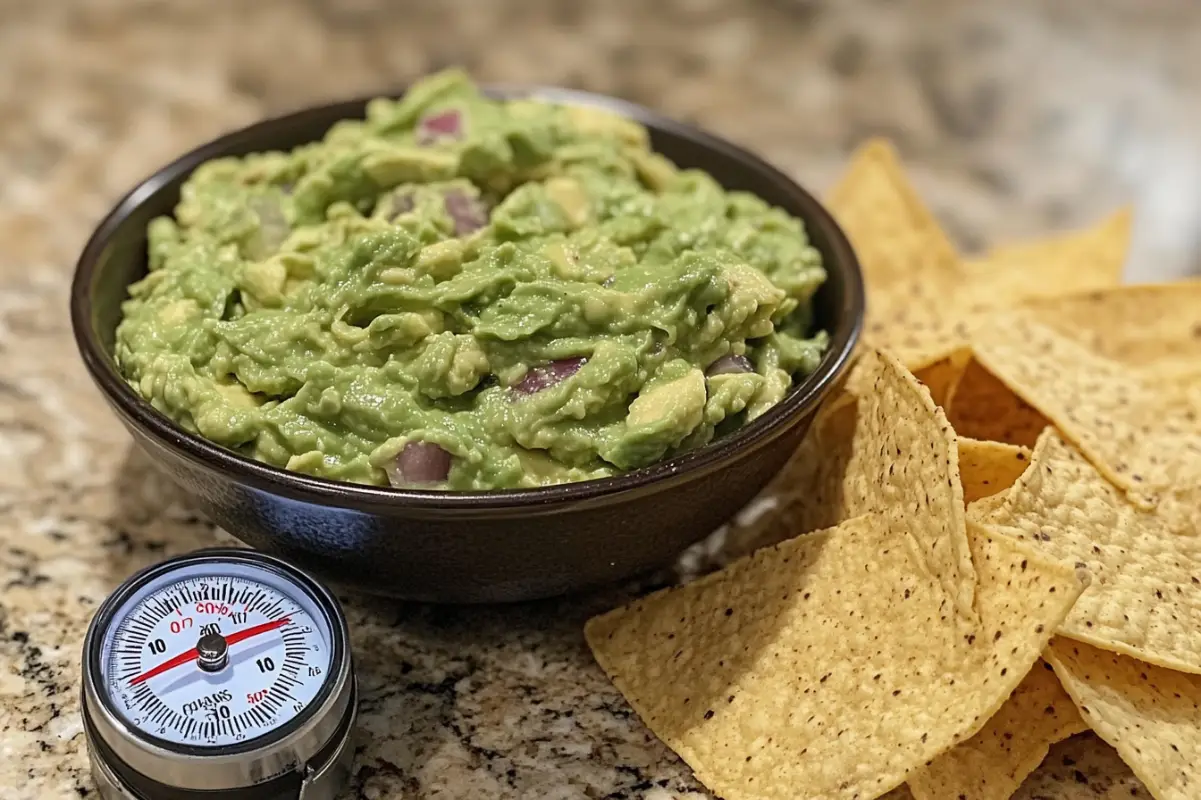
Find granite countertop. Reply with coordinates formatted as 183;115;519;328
2;0;1198;797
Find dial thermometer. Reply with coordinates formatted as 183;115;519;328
82;549;357;799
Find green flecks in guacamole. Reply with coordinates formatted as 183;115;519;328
115;69;829;490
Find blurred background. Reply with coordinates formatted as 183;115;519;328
3;0;1201;285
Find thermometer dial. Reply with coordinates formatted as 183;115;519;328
82;549;356;800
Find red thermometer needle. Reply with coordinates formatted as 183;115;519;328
129;617;290;686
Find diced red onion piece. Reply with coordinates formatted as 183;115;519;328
444;190;488;236
386;441;452;486
512;357;587;396
416;108;463;145
387;191;415;221
706;354;754;376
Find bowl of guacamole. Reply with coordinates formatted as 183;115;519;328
72;71;863;600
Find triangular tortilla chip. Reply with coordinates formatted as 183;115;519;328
957;438;1031;504
826;140;966;364
945;356;1050;448
908;659;1087;800
968;311;1201;504
827;144;1136;371
977;430;1201;674
586;516;1082;800
1023;279;1201;379
781;350;977;618
1046;638;1201;800
827;139;963;312
962;209;1131;306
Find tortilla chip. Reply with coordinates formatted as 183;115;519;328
963;209;1131;306
908;660;1087;800
977;429;1201;674
1151;366;1201;424
826;140;966;364
1046;638;1201;800
586;515;1083;800
726;402;1003;564
957;438;1031;504
718;393;858;559
1023;280;1201;380
826;139;962;307
967;491;1010;524
1014;733;1145;798
911;346;972;409
787;350;976;618
945;357;1050;448
829;146;1137;372
724;350;976;618
969;311;1201;502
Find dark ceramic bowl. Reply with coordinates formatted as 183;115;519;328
70;84;864;603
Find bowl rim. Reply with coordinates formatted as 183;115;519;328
70;82;864;512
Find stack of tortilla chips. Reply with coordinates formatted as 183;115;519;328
585;140;1201;800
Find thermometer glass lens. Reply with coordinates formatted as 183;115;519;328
97;561;334;747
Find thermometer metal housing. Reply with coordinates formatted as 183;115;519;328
81;549;356;799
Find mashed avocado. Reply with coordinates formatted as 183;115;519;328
115;70;828;490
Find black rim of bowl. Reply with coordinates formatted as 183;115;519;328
70;84;864;513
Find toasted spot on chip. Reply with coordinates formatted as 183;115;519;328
585;516;1082;800
958;438;1032;505
968;311;1201;503
908;659;1087;800
962;209;1131;307
1046;638;1201;800
978;430;1201;674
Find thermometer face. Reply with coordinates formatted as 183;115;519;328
97;560;334;748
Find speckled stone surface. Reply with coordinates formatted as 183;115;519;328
2;0;1197;797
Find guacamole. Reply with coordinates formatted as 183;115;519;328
115;70;828;490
